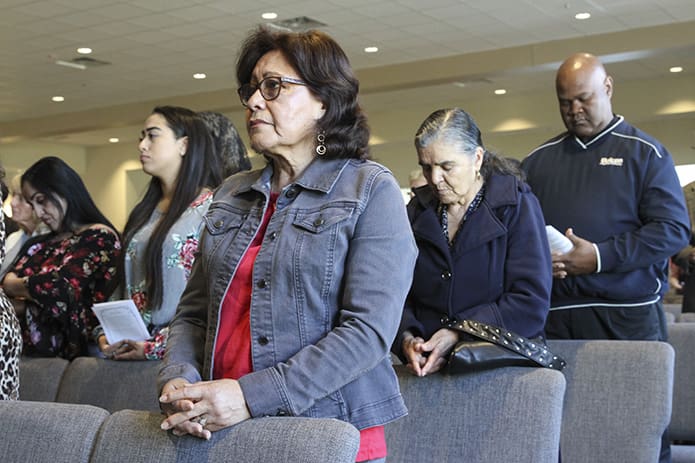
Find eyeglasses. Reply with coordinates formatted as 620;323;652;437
237;76;307;107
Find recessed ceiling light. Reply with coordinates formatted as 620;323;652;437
669;66;683;73
453;82;466;88
364;46;379;53
575;12;591;20
369;135;385;145
262;12;278;20
77;47;92;54
51;96;65;102
193;73;207;79
109;138;119;143
494;89;507;95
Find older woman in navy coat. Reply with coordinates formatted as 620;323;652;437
395;108;552;376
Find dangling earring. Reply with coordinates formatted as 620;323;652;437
315;131;326;156
476;170;481;181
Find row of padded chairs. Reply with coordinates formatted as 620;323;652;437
664;303;695;323
12;357;565;463
390;339;678;463
9;333;695;463
0;401;359;463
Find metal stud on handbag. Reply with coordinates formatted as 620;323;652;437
445;320;566;374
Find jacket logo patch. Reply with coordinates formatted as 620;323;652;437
599;157;623;166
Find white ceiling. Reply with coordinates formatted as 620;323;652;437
1;0;695;144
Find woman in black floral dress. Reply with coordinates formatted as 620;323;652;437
1;157;121;360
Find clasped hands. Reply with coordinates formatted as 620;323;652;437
551;228;598;278
402;328;458;377
159;377;251;440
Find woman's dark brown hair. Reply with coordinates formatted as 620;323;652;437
236;27;370;160
123;106;221;312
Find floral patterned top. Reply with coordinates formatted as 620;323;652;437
104;190;212;360
15;227;121;360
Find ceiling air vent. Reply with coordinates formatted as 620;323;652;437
267;16;326;32
55;56;111;70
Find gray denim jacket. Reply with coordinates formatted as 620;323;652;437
159;157;417;430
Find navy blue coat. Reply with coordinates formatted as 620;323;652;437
395;174;552;355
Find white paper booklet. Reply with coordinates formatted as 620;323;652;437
92;299;150;343
545;225;574;254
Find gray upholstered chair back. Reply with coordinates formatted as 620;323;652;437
0;401;108;463
386;364;565;463
667;323;695;463
55;356;161;412
664;303;683;320
547;340;674;463
19;356;69;401
91;411;360;463
0;401;359;463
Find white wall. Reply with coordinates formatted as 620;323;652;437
84;143;144;230
0;141;87;178
367;73;695;185
1;74;693;229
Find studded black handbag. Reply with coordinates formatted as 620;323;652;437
445;320;566;375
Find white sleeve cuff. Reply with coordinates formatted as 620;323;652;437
592;243;601;273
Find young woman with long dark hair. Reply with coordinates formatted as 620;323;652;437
96;106;223;360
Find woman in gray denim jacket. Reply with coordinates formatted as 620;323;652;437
158;27;416;461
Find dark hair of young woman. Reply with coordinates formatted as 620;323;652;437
21;156;116;233
122;105;221;312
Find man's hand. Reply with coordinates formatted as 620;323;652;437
552;228;598;278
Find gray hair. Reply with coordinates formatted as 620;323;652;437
415;108;482;155
414;108;523;181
